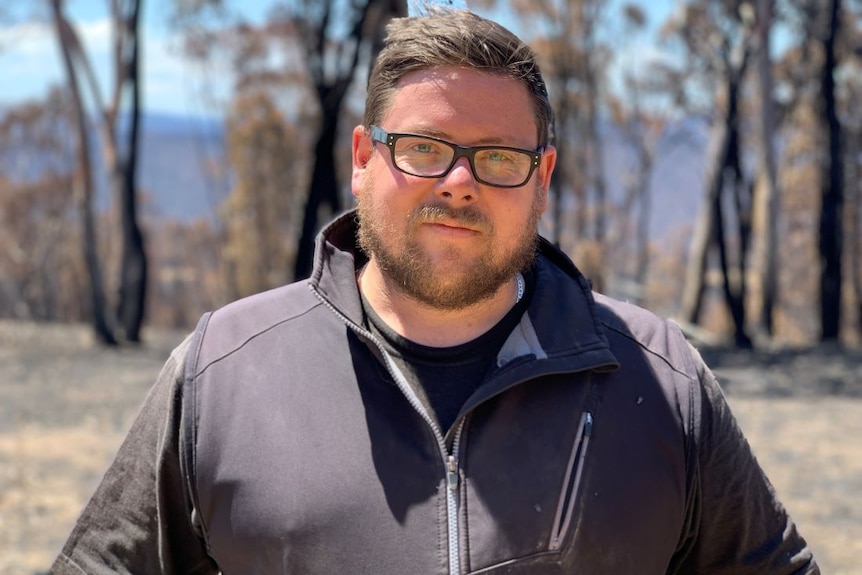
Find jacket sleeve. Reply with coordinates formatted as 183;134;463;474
670;345;819;575
51;335;219;575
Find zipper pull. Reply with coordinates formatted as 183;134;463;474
447;455;459;491
584;412;593;437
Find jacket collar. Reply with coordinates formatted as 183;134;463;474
309;210;618;372
309;210;368;325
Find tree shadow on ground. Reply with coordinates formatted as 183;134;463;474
698;345;862;398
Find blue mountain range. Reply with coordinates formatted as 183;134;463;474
134;113;706;240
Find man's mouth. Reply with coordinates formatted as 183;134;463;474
429;219;481;232
413;205;490;234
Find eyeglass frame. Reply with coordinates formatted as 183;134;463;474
369;125;544;189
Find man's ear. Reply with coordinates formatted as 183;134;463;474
351;125;373;198
536;144;557;214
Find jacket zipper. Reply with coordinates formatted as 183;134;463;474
311;286;466;575
445;422;465;575
549;411;593;551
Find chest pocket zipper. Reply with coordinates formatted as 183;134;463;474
549;411;593;551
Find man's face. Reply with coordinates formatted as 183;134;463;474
351;66;556;310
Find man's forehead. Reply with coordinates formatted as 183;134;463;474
395;66;514;90
381;66;538;146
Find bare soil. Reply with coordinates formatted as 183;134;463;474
1;320;860;574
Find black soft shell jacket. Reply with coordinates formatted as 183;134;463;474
53;211;818;575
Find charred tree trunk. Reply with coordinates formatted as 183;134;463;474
679;30;752;345
51;0;117;345
723;110;753;349
819;0;844;342
853;130;862;339
116;0;148;343
295;104;342;280
850;146;862;340
293;0;407;280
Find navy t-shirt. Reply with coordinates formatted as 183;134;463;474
361;271;533;432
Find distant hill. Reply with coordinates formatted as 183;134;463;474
137;113;230;222
600;116;709;241
126;113;707;238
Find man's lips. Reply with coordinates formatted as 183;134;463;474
423;220;483;235
411;205;492;237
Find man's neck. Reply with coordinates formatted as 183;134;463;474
357;260;521;348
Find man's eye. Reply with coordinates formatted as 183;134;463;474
487;151;513;163
413;143;435;154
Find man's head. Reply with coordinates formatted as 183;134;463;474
352;10;557;312
364;9;553;149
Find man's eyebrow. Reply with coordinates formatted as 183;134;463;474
404;128;511;146
405;127;453;140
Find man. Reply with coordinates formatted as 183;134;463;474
53;9;818;575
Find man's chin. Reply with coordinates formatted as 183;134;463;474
407;267;509;310
407;286;498;312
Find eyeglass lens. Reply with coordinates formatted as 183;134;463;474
391;134;536;187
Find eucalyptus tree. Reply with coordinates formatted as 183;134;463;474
171;0;407;282
774;0;861;343
665;0;757;347
48;0;147;344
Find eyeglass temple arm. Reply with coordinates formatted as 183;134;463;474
370;125;389;145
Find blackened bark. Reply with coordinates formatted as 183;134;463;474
720;107;752;349
819;0;843;341
680;27;752;350
295;108;342;280
292;0;407;280
51;0;117;346
117;0;148;343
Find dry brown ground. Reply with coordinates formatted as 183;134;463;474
1;320;860;574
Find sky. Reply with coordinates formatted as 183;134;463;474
0;0;674;120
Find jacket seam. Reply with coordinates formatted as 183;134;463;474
54;554;88;575
182;312;214;557
194;301;324;377
540;341;613;360
600;320;696;381
468;548;568;573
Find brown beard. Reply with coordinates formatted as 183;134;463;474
356;179;542;311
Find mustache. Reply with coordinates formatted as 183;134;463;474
410;204;492;232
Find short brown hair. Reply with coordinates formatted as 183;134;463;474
364;9;554;147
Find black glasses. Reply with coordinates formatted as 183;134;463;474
370;126;543;188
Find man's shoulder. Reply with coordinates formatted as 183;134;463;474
590;292;668;331
590;292;698;379
214;279;318;321
192;280;323;367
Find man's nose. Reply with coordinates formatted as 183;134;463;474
437;156;479;201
